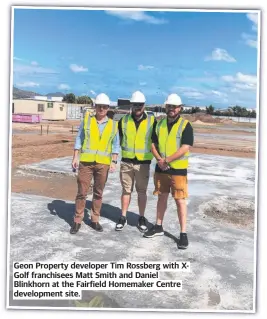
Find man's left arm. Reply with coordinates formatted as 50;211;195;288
165;122;194;164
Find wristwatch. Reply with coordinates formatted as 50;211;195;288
112;160;117;164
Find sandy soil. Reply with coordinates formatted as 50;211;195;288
10;120;256;199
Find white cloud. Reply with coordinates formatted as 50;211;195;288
247;13;258;31
221;72;257;90
138;64;154;71
58;84;70;90
90;90;96;96
105;10;167;25
172;86;228;103
13;63;57;75
205;48;236;62
241;13;258;49
31;61;38;66
173;87;206;99
139;82;147;86
16;82;39;88
13;57;24;61
69;64;88;73
241;33;257;48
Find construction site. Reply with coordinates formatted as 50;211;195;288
9;105;257;311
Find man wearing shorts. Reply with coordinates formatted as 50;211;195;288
143;93;194;249
115;91;156;232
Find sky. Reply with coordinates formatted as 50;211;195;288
12;8;259;108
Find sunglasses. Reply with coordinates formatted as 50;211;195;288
166;104;181;109
96;104;109;109
132;103;144;108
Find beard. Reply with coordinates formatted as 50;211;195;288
167;110;179;119
132;108;144;118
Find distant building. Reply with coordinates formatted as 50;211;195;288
12;98;67;121
12;98;96;121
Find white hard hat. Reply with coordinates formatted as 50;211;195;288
130;91;146;103
95;93;110;106
164;93;182;106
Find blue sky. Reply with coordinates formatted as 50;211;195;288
12;8;259;108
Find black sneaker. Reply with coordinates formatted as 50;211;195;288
70;222;81;234
178;233;188;249
137;216;148;233
115;216;127;231
90;222;103;232
143;224;164;238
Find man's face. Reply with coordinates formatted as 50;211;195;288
166;104;181;118
132;103;145;117
95;104;109;117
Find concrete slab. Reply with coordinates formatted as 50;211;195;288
10;153;256;311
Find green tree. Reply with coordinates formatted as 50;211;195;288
63;93;76;103
206;105;214;115
77;95;93;104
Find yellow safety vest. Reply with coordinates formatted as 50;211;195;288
156;117;190;169
80;114;118;165
121;114;155;160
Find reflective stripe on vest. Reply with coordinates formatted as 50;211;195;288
156;117;190;169
121;114;154;160
80;115;117;164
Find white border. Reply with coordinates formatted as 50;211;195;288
5;3;261;315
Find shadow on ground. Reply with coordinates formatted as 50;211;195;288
47;199;178;243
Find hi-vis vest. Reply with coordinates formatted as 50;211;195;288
79;114;118;165
121;114;155;160
156;116;190;169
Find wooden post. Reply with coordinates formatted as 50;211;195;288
47;125;49;135
41;125;43;135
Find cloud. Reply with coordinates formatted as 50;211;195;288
172;86;228;103
205;48;236;62
13;63;58;75
31;61;38;66
13;57;24;61
241;33;257;48
138;64;154;71
16;82;39;88
90;90;96;96
241;13;258;49
70;64;88;73
105;10;167;25
58;84;70;90
221;72;257;90
247;13;258;31
173;87;206;99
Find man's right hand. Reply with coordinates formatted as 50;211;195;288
72;157;79;170
157;158;169;171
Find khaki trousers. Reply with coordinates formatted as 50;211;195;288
74;162;109;223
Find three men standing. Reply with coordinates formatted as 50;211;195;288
70;90;193;250
115;91;156;232
70;93;120;234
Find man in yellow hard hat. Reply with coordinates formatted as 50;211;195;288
143;93;194;250
70;93;120;234
115;91;157;232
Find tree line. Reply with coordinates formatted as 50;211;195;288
62;93;93;105
152;105;256;118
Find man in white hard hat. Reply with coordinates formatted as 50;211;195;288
70;93;120;234
143;93;194;250
115;90;157;232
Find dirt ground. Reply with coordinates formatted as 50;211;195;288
10;119;256;200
